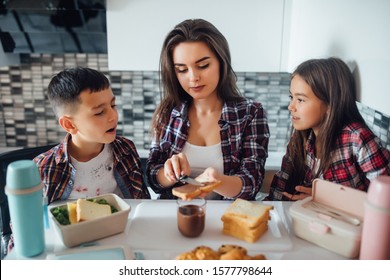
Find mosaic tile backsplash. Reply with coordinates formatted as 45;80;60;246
0;54;389;154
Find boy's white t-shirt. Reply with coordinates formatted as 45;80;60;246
68;144;120;199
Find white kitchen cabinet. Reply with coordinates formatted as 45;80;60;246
107;0;287;72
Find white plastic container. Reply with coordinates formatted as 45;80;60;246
289;179;366;258
49;193;131;247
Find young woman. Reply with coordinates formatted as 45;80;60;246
146;19;270;200
266;57;390;201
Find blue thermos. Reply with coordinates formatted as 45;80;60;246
5;160;45;257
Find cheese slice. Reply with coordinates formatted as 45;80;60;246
67;202;78;224
76;199;111;222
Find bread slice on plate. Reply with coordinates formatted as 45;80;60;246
76;199;111;222
223;221;268;243
172;180;222;200
222;198;273;228
221;212;270;229
221;198;274;242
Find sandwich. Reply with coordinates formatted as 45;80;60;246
76;198;112;222
172;180;222;200
221;198;273;243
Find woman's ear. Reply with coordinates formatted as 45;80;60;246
59;116;77;134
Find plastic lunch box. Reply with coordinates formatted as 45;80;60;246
289;179;367;258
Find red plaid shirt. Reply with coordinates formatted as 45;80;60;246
34;134;150;204
146;99;270;200
267;122;390;201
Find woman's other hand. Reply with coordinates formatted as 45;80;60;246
282;185;312;201
196;167;221;183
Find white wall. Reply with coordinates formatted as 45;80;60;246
107;0;390;115
286;0;390;116
107;0;285;72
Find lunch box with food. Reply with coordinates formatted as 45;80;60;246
289;179;366;258
49;193;131;247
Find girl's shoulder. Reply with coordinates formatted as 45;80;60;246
343;122;370;133
342;122;377;141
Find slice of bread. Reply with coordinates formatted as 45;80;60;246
221;210;271;229
222;198;273;228
67;202;78;224
199;180;222;193
172;184;202;200
221;199;273;242
172;180;222;200
76;199;111;222
223;219;267;233
223;221;268;243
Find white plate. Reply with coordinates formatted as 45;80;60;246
127;200;292;252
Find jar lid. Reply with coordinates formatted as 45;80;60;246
367;176;390;209
6;160;42;190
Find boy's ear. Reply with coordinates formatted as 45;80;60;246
59;116;77;134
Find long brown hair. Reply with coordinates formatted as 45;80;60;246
151;19;243;141
287;57;366;186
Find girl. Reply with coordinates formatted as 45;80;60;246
145;19;270;200
266;57;390;201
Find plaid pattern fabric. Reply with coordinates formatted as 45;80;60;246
267;122;390;201
146;99;270;200
34;134;150;204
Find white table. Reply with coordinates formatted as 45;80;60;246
5;200;347;260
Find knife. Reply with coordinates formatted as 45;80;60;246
178;175;204;186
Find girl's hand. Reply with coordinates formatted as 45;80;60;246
282;185;312;201
163;153;191;183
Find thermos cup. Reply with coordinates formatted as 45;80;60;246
359;176;390;259
5;160;45;257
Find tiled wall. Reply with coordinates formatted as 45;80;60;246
0;54;389;153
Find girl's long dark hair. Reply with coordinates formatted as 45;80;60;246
287;57;366;187
152;19;243;141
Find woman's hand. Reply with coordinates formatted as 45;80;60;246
196;167;222;198
282;185;312;201
197;167;243;198
196;167;221;183
160;153;191;185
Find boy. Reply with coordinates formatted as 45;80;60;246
34;67;150;203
